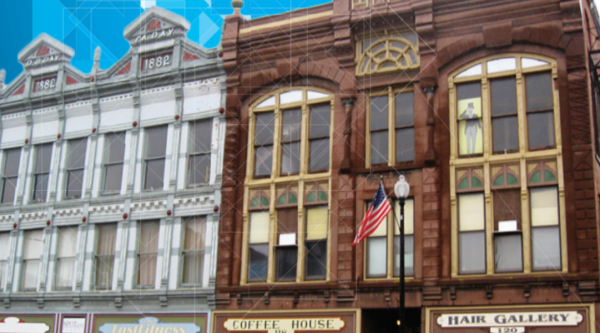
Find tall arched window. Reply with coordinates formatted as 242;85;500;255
449;55;566;277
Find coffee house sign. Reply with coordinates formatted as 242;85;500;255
437;311;583;330
222;318;345;333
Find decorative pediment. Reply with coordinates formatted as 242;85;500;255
17;33;74;69
123;6;190;45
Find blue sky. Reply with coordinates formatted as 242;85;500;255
0;0;331;84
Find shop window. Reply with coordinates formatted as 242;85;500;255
181;216;206;286
102;132;125;194
137;220;159;288
530;187;561;271
95;223;116;289
367;91;414;166
0;232;10;289
1;148;20;204
22;229;44;290
458;193;486;275
143;126;167;190
365;199;414;279
32;143;53;202
55;227;77;289
65;138;87;199
248;211;269;282
188;120;212;186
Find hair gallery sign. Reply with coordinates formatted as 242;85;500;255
222;318;345;333
437;311;583;330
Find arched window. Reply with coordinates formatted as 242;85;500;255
449;54;566;277
356;34;419;76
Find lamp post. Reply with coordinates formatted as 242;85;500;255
394;175;410;333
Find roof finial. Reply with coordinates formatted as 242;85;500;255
91;47;101;78
0;69;5;91
231;0;244;14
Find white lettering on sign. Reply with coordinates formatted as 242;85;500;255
142;53;172;72
223;318;345;333
134;28;175;43
0;317;50;333
436;312;583;328
25;54;61;67
490;328;524;333
33;77;57;92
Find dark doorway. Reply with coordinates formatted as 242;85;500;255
362;308;421;333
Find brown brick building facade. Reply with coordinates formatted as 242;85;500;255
213;1;600;333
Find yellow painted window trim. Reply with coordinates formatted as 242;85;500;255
355;35;420;76
448;54;567;278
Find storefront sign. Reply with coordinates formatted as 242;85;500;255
436;312;583;328
99;317;201;333
0;317;50;333
222;318;345;333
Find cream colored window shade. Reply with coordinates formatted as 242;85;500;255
250;211;270;244
458;193;485;231
394;199;414;235
530;187;559;226
306;207;328;240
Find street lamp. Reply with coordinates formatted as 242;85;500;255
394;174;410;333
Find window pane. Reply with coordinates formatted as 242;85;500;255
97;224;117;255
144;159;165;190
68;138;87;169
457;83;482;155
145;126;168;159
459;231;485;274
491;78;517;116
56;258;74;288
458;193;485;231
395;128;414;162
184;217;206;250
309;138;329;171
103;164;123;193
182;250;204;285
248;244;268;281
530;187;559;226
188;154;210;185
2;177;17;204
96;224;116;289
494;233;523;273
528;111;555;149
95;255;114;288
275;246;297;281
138;253;157;286
35;144;53;173
0;233;10;260
394;235;414;277
487;58;516;73
309;105;330;138
254;146;273;177
281;109;302;142
24;230;44;259
305;239;327;279
532;226;561;271
277;207;298;240
370;131;388;165
22;259;39;290
58;228;77;258
255;113;275;145
281;142;300;175
66;169;84;198
394;199;414;235
33;174;49;201
250;211;270;244
370;217;387;237
138;221;159;287
492;116;518;152
367;237;387;277
4;148;21;177
395;92;414;127
370;96;388;131
105;132;126;164
190;120;212;153
493;189;521;229
526;72;553;111
306;207;328;240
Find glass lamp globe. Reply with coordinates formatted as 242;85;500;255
394;175;410;199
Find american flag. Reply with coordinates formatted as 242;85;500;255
352;182;391;246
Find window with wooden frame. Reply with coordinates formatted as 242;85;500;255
188;120;212;186
0;232;9;290
365;199;414;279
137;220;159;288
55;226;77;290
367;89;415;167
356;32;419;75
243;182;330;284
32;143;53;202
249;88;333;179
102;132;125;194
143;126;167;191
450;55;565;277
1;148;20;204
22;229;44;291
181;216;206;286
65;138;87;199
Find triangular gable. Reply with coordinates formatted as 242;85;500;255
18;33;74;70
123;6;190;46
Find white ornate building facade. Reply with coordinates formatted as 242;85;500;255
0;6;224;328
